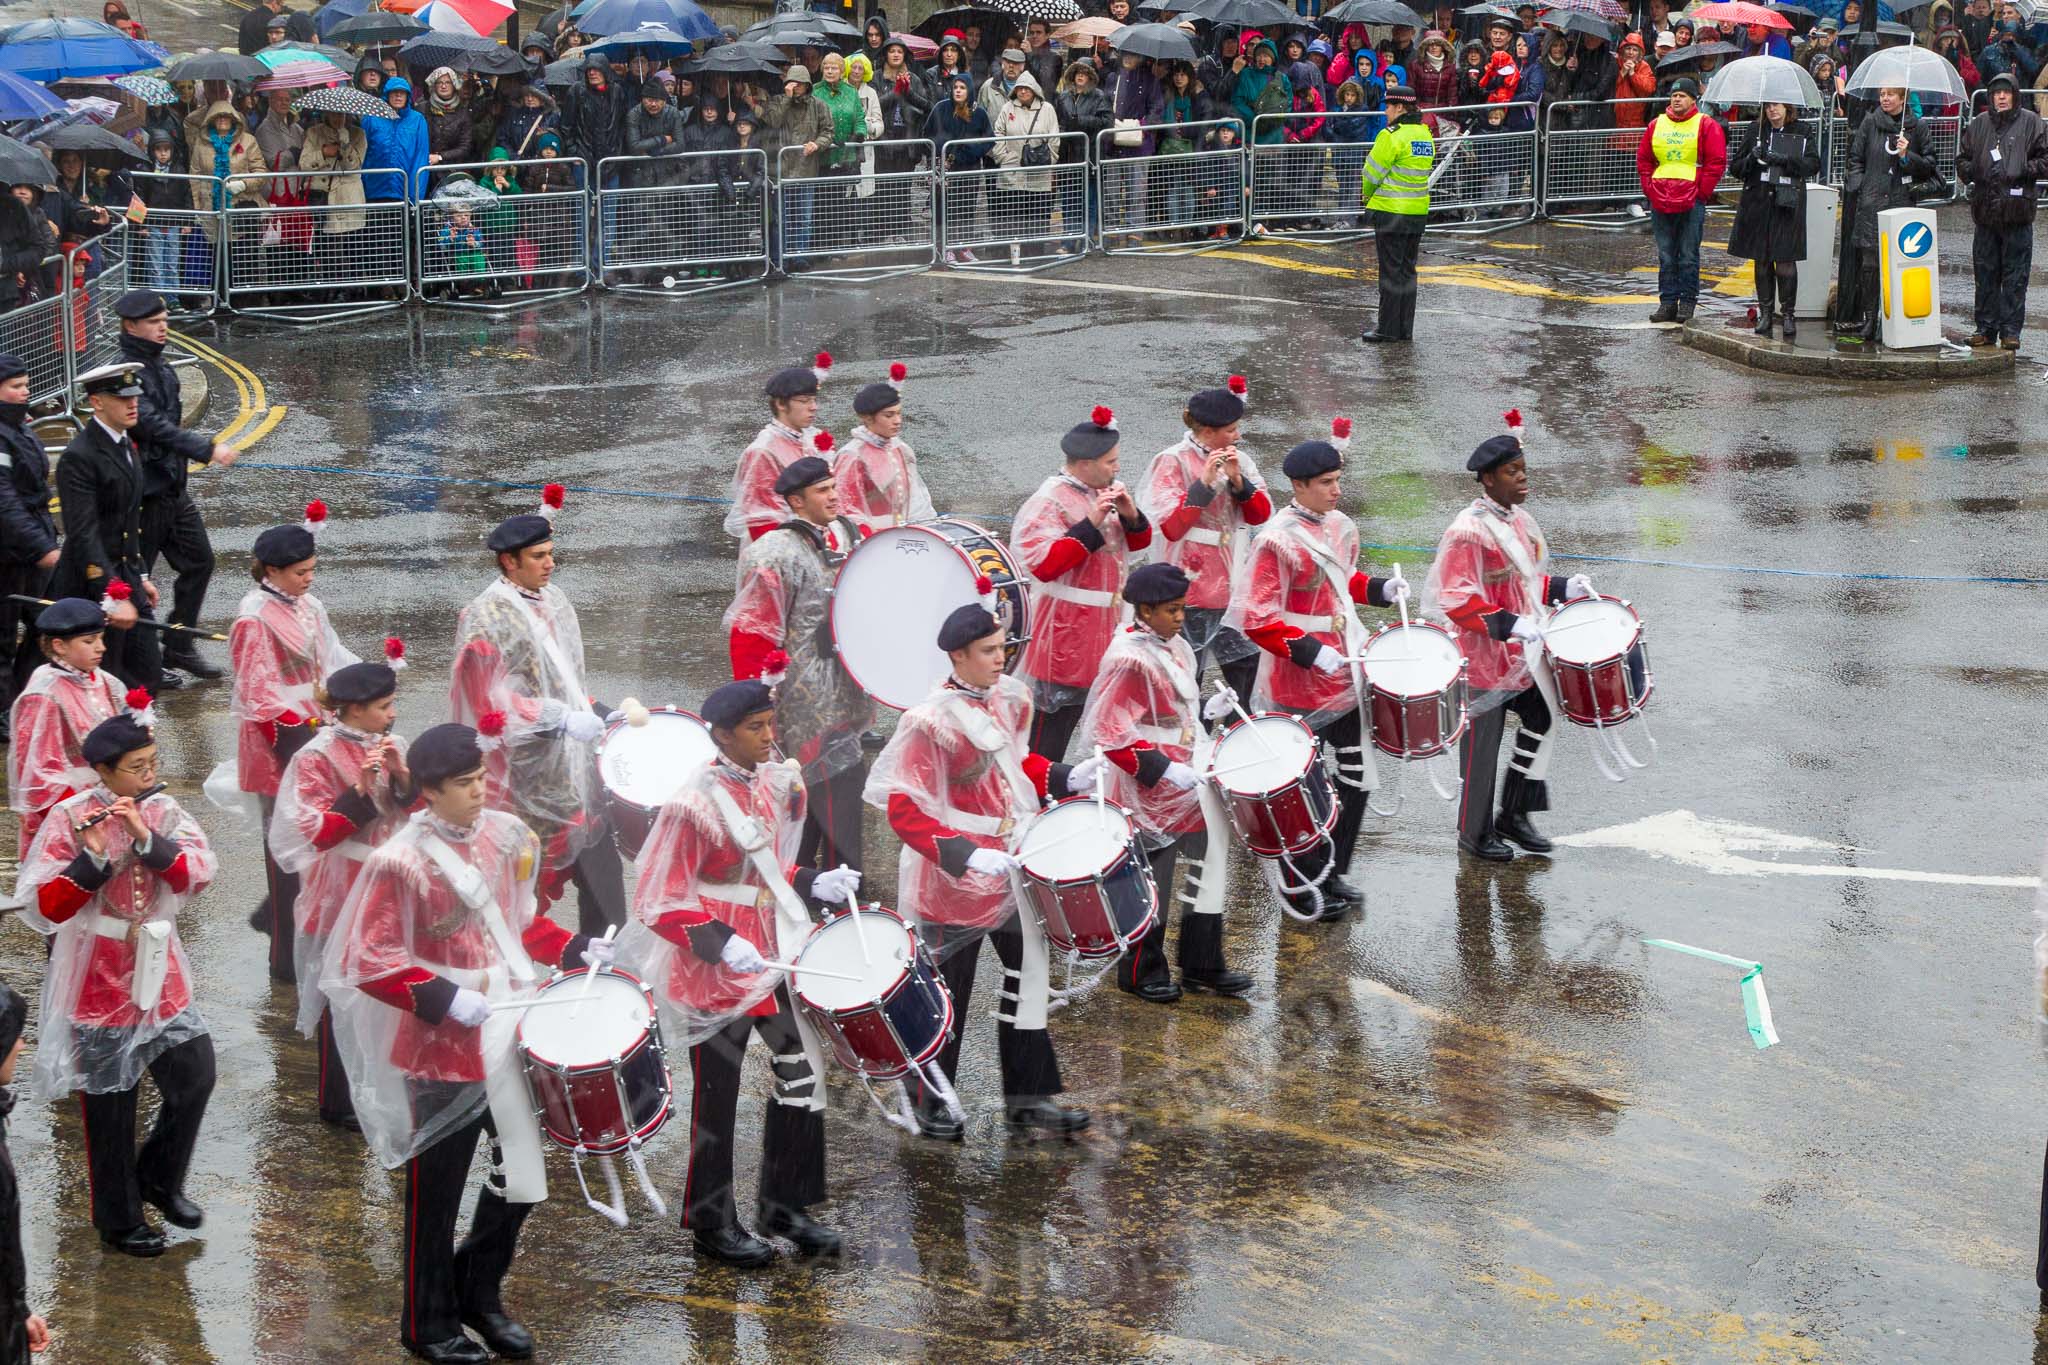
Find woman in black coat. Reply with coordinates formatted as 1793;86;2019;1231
1839;86;1935;341
1728;101;1822;339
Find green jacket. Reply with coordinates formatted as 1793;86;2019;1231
1360;114;1433;215
812;79;864;169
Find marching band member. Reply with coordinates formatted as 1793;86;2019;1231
8;598;124;856
231;505;360;983
451;497;626;935
321;723;612;1365
866;604;1091;1141
17;712;216;1258
1076;563;1252;1003
1228;429;1407;920
1135;379;1272;709
621;681;859;1267
1423;413;1591;862
726;356;834;542
725;457;873;873
270;659;412;1129
834;364;936;534
1011;406;1153;762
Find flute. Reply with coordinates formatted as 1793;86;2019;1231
77;784;168;830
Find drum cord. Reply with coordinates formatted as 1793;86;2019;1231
1263;842;1336;923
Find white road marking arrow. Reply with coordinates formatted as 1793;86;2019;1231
1552;809;2040;889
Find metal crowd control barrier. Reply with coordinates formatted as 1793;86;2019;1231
596;150;771;295
1824;112;1849;186
224;170;410;322
1249;112;1374;242
777;138;935;283
1539;98;1661;224
1096;119;1245;255
1421;102;1540;233
940;130;1089;273
1923;112;1963;200
0;252;71;408
129;172;225;315
415;157;589;310
68;223;129;383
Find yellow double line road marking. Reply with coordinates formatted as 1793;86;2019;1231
170;328;285;450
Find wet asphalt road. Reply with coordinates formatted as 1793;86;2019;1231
4;216;2048;1364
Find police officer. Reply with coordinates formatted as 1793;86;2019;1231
1358;84;1433;345
117;289;234;683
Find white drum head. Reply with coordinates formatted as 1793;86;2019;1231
796;912;915;1012
598;711;716;806
1211;715;1315;795
1545;598;1639;665
1362;624;1462;697
831;525;983;711
520;973;651;1065
1019;799;1133;880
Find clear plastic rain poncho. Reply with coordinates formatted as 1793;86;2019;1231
320;809;546;1173
8;662;122;852
1134;434;1266;664
271;724;413;1037
723;422;819;541
1420;497;1552;716
16;787;217;1101
1224;502;1373;732
613;754;810;1049
1009;473;1140;713
450;577;600;864
1075;624;1206;839
834;426;936;534
228;585;360;797
724;524;873;785
862;674;1044;944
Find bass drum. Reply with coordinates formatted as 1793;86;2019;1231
829;518;1030;712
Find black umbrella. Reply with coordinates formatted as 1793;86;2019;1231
1457;2;1523;26
1542;9;1620;37
1657;37;1739;66
398;30;530;75
1323;0;1432;22
1107;21;1200;58
0;132;57;186
913;6;990;40
1180;0;1303;28
36;121;148;166
743;11;864;41
683;39;786;75
326;12;428;46
163;49;269;82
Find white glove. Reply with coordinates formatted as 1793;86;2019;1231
561;710;606;744
579;936;617;969
719;934;771;975
1201;687;1239;721
1565;573;1596;601
1067;754;1107;793
1382;570;1411;604
1162;760;1200;791
1509;616;1544;645
1313;645;1348;674
446;988;490;1028
967;847;1019;878
812;865;862;904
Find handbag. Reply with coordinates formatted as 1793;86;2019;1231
1020;107;1052;165
1111;75;1143;146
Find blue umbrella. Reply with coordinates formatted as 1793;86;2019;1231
572;0;719;42
0;68;66;120
314;0;373;40
0;17;161;80
587;22;696;57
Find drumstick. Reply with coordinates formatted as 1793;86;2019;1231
1092;745;1108;830
764;958;864;982
1220;684;1278;760
1394;562;1413;633
569;923;619;1021
839;880;872;966
488;995;597;1012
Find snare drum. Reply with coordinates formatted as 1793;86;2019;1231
1208;712;1337;857
1360;621;1469;760
792;907;952;1081
829;518;1030;711
596;707;717;858
518;969;673;1156
1543;595;1653;728
1015;797;1158;958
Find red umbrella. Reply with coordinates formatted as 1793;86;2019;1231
894;31;938;57
1688;0;1793;27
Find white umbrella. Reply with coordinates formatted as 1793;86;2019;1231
1845;45;1965;100
1703;54;1823;107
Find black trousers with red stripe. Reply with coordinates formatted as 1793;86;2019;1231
1456;686;1551;850
77;1031;215;1233
1028;702;1084;765
923;917;1062;1101
400;1083;534;1348
797;761;866;876
1281;709;1372;892
1121;832;1225;988
681;989;825;1230
258;795;299;984
315;1006;353;1124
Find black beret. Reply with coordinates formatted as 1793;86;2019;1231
253;524;317;567
1466;433;1523;475
1122;561;1190;605
1186;387;1245;428
83;714;154;767
773;455;832;496
938;603;999;651
487;514;553;554
114;287;167;320
702;679;774;730
853;381;900;416
764;366;819;400
326;661;397;706
35;596;105;638
1282;440;1342;480
1060;419;1119;462
0;352;27;383
410;723;484;786
0;984;25;1060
